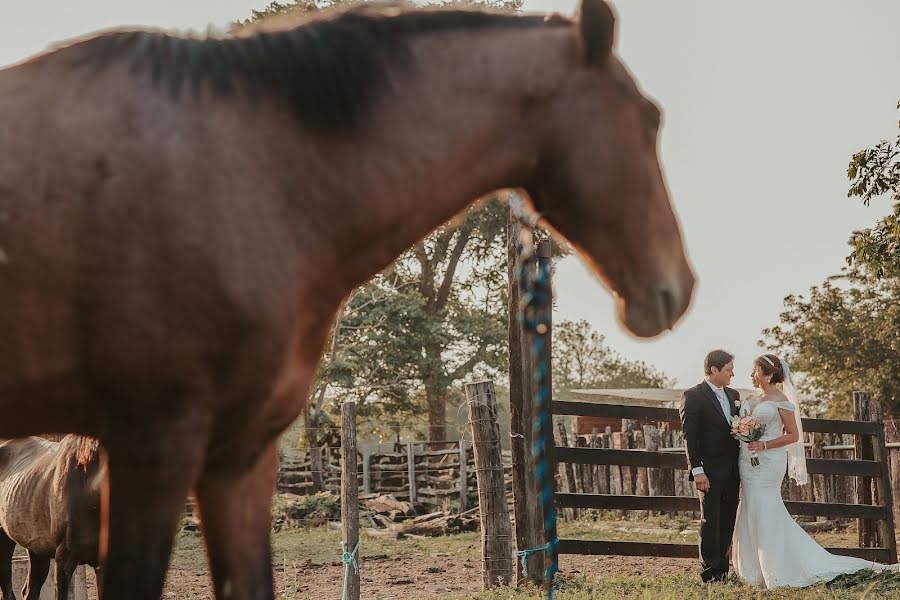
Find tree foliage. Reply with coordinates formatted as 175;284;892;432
553;319;672;394
846;100;900;278
762;271;900;418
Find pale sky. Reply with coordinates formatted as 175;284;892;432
3;1;899;390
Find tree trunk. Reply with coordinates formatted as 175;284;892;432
425;384;448;443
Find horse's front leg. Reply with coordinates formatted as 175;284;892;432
0;529;15;600
98;417;207;600
52;546;74;600
195;441;279;600
22;551;49;600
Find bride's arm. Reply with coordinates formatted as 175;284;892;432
749;409;800;451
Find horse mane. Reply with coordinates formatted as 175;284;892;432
75;436;102;473
68;4;567;131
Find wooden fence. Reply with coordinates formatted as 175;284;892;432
278;440;512;510
551;392;898;564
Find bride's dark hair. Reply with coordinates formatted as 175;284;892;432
755;354;784;384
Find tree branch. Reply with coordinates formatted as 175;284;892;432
435;219;476;311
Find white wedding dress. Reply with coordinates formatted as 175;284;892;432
733;396;900;588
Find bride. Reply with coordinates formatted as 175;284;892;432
732;353;900;588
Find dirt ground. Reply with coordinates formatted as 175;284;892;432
163;544;696;600
64;516;857;599
157;516;730;599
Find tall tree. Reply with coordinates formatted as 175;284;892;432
846;100;900;278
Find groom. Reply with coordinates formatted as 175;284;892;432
679;349;741;583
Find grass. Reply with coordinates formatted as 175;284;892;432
162;514;900;600
444;571;900;600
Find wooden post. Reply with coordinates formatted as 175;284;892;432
590;428;602;495
855;392;877;548
556;419;580;520
406;442;417;505
309;445;325;493
459;439;469;513
886;421;900;526
810;432;826;514
506;198;543;585
341;401;360;600
600;427;612;496
856;392;898;562
465;380;513;588
622;420;635;495
575;436;587;494
610;432;623;497
643;425;661;499
362;446;372;495
534;238;558;589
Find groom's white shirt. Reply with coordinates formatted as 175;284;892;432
691;379;733;477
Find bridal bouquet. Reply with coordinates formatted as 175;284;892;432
731;415;766;466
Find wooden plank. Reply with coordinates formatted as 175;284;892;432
805;458;882;477
784;501;888;520
557;494;887;520
803;418;879;435
556;493;697;512
553;401;676;422
558;539;696;558
555;447;688;470
552;401;878;435
557;539;893;563
825;547;895;562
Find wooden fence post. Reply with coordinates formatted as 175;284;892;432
362;446;372;495
459;439;469;513
856;392;898;562
855;392;877;548
407;442;417;505
556;419;580;520
886;420;900;526
341;401;360;600
643;425;661;500
507;198;544;586
465;380;513;589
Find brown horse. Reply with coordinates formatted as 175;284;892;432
0;436;104;600
0;0;695;598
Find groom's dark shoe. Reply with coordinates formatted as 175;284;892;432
701;570;728;583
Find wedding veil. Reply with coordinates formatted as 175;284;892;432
781;358;809;485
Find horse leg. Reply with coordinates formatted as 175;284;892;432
22;552;49;600
0;529;15;600
52;546;75;600
195;441;279;600
98;425;205;600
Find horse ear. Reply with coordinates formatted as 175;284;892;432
578;0;615;67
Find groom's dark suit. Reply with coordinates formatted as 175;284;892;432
679;381;741;583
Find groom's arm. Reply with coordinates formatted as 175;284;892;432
679;391;706;483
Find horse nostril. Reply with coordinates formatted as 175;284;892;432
657;286;676;328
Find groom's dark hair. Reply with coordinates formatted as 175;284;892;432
704;349;734;374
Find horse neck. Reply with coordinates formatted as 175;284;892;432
295;24;575;304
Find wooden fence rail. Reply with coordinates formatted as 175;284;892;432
278;440;513;510
550;392;899;565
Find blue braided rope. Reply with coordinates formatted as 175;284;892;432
340;539;360;600
518;247;558;600
514;538;559;578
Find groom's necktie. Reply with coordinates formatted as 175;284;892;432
715;388;730;420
